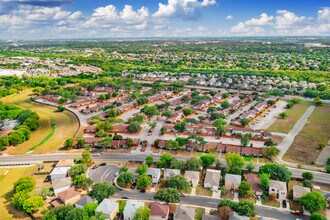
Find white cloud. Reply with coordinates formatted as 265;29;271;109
225;15;234;20
231;13;273;33
318;7;330;23
274;10;310;29
153;0;217;19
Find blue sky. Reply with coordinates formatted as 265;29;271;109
0;0;329;39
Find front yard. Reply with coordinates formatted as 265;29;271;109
196;186;213;197
261;196;280;208
194;207;205;220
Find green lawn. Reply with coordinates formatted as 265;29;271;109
196;186;213;197
261;196;280;208
194;207;205;220
268;101;311;133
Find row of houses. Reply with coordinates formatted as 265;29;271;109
193;93;223;110
84;123;130;134
164;123;216;135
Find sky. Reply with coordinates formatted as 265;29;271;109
0;0;329;39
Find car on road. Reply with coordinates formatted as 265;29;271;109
282;200;287;208
121;195;130;199
140;189;146;193
291;210;303;216
92;164;100;169
131;182;137;189
114;171;120;177
99;163;106;166
92;153;100;157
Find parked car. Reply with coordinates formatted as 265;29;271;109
92;153;100;157
291;210;303;216
92;164;100;169
121;195;130;199
131;182;137;189
282;200;287;208
114;171;120;177
100;163;106;166
152;182;157;188
140;189;146;193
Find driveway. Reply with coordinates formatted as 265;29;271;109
87;164;120;184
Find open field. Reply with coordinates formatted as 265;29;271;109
0;165;37;220
0;90;80;154
267;101;311;133
283;105;330;164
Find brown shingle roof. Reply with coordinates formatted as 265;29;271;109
150;202;169;217
57;187;81;202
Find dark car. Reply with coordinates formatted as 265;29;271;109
282;200;287;208
99;163;106;166
121;195;130;199
152;182;157;188
180;193;186;197
140;189;146;193
92;164;99;169
131;182;137;189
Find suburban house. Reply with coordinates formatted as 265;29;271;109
51;187;82;206
164;169;181;179
293;186;311;201
184;171;200;187
245;173;263;196
173;205;195;220
150;202;170;220
269;180;287;200
50;166;71;182
95;199;118;220
123;200;144;220
147;168;161;184
52;177;71;196
225;174;242;192
75;195;95;209
204;169;221;190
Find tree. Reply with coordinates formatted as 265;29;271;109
117;172;134;187
14;177;36;193
213;118;227;127
236;201;256;217
238;181;253;197
314;97;323;106
310;213;327;220
300;191;327;213
23;118;39;131
72;174;93;190
262;146;280;160
182;107;193;116
222;93;230;98
221;100;230;109
200;155;216;169
137;174;151;189
69;164;87;178
217;206;232;220
89;183;116;203
137;164;148;175
145;156;154;167
142;106;159;116
258;164;292;183
184;157;202;171
302;172;314;181
168;175;191;193
226;153;245;171
218;199;236;210
154;188;180;203
157;153;174;168
162;110;172;117
240;135;250;147
165;140;182;150
246;163;254;173
12;191;29;210
240;118;250;126
81;150;92;164
64;138;74;149
174;122;186;132
98;136;113;148
279;112;287;119
57;105;66;112
176;137;188;147
84;202;98;217
128;121;142;133
170;159;185;170
22;195;44;213
259;173;270;191
133;206;150;220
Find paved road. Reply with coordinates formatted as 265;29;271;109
114;190;308;220
1;152;329;184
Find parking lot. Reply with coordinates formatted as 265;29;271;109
87;164;120;184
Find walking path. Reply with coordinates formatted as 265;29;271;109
316;139;330;165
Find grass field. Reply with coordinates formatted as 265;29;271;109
194;207;205;220
268;101;311;133
0;90;79;154
283;105;330;164
0;166;37;220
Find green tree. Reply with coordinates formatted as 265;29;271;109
81;150;92;164
221;100;230;109
12;191;29;210
310;213;327;220
165;140;182;150
14;177;36;193
142;106;158;116
64;138;74;149
89;183;116;203
162;110;172;117
137;164;148;175
174;122;186;132
200;155;216;169
182;107;193;116
72;174;93;190
133;206;150;220
98;136;113;148
240;135;250;147
314;97;323;106
170;159;185;170
184;157;202;171
145;156;154;167
84;202;98;217
246;163;254;173
137;174;151;189
259;173;270;191
258;164;292;183
226;153;245;171
157;153;174;168
23;118;39;131
117;172;134;188
262;146;280;160
128;121;142;133
69;164;87;178
168;175;191;193
154;188;180;203
279;112;287;119
119;200;127;214
236;201;256;217
300;191;327;213
213;118;227;127
22;195;44;213
238;181;253;197
57;105;66;112
240;118;250;126
302;172;314;181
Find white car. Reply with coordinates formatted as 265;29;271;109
92;153;100;157
114;171;120;177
